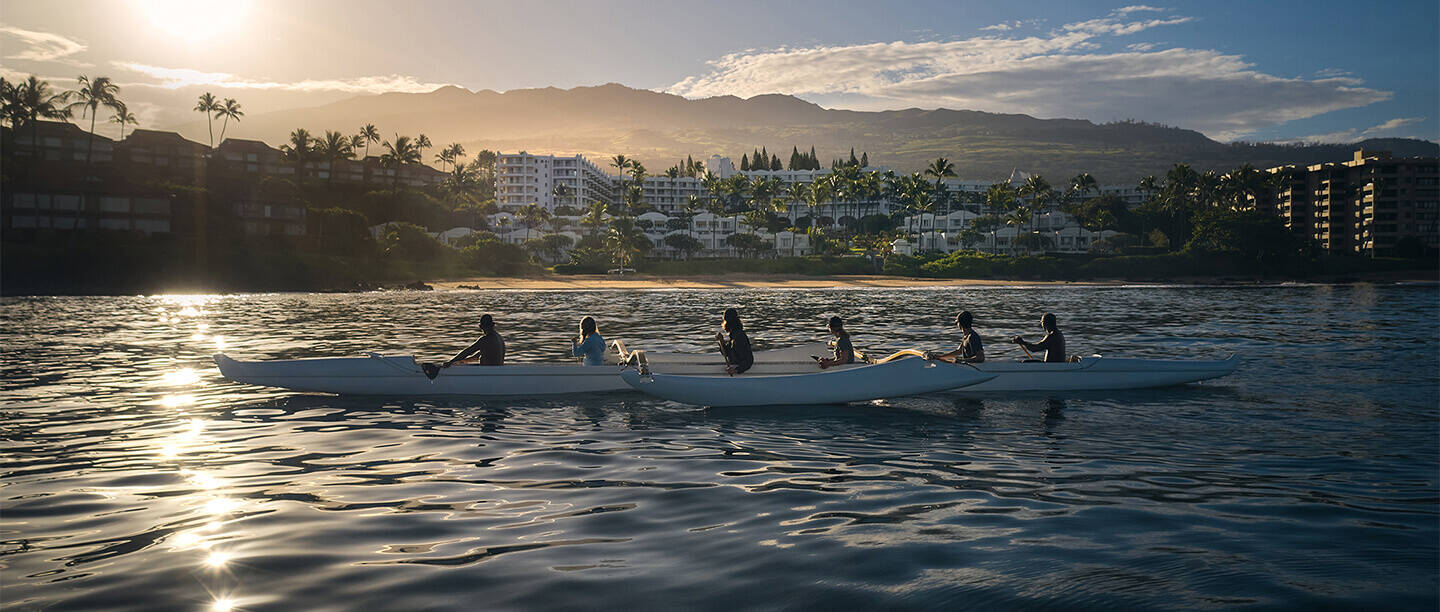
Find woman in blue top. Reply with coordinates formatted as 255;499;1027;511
570;316;607;365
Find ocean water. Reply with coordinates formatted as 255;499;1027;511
1;285;1436;611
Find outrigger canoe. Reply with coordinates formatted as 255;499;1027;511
620;354;995;407
213;343;845;397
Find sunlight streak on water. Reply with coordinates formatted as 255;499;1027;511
0;286;1435;610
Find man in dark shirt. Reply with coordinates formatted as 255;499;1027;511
929;310;985;363
444;313;506;367
1013;313;1065;363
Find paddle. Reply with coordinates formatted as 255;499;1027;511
716;335;735;377
422;362;443;380
1012;336;1035;361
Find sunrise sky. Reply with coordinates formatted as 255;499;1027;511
2;0;1436;143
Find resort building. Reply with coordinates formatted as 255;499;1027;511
495;152;616;210
1;121;443;239
1257;150;1439;257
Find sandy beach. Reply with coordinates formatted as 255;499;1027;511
430;274;1141;290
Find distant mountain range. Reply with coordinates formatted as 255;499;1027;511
169;83;1439;184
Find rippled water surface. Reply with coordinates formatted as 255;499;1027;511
3;285;1437;611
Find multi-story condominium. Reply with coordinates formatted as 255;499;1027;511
9;120;114;163
495;152;616;210
1258;150;1438;257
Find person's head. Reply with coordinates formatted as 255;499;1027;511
722;308;743;333
827;315;846;336
579;316;597;338
479;314;495;330
1041;312;1057;332
955;310;974;329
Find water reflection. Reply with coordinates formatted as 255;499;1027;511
0;287;1435;611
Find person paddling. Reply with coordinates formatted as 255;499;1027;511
443;313;506;368
928;310;985;364
817;316;855;369
571;316;606;366
1012;312;1065;363
715;308;754;375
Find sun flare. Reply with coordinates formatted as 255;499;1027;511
136;0;254;44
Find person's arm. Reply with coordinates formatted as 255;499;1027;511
929;348;963;362
571;336;586;358
444;339;483;367
1031;332;1058;353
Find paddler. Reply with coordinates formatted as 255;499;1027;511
926;310;985;364
816;316;855;369
570;316;606;365
1012;312;1065;362
443;313;506;367
715;308;754;375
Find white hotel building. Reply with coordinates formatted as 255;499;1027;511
496;153;617;210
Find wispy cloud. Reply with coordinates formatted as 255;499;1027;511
1114;5;1165;15
1279;117;1429;144
0;24;88;64
666;9;1391;141
115;61;457;94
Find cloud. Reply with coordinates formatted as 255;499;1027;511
114;61;458;94
980;19;1039;32
1063;15;1193;36
1279;117;1429;144
666;10;1391;141
1127;42;1156;51
0;25;87;63
1114;5;1165;15
1363;117;1424;134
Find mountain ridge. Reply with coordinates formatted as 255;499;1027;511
165;83;1438;183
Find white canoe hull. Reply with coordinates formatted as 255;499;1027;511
213;344;847;396
621;357;995;407
957;355;1239;392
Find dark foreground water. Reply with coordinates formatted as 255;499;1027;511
2;285;1437;611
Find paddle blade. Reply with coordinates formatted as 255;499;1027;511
421;363;441;380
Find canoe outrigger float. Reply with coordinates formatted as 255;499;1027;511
214;342;1238;400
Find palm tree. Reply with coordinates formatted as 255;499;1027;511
380;134;421;187
1069;172;1098;199
924;157;957;220
316;130;355;186
434;149;456;172
6;76;72;154
215;98;243;143
108;106;137;139
435;143;464;171
552;182;574;208
605;216;650;271
416;133;432;152
518;203;549;240
610;154;633;187
193;92;221;147
67;75;124;166
1018;174;1053;231
279;128;315;186
357;124;380;159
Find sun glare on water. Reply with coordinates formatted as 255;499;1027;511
136;0;255;44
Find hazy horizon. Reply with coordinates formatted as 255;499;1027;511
2;0;1436;146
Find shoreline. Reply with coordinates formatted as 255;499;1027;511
428;272;1439;291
